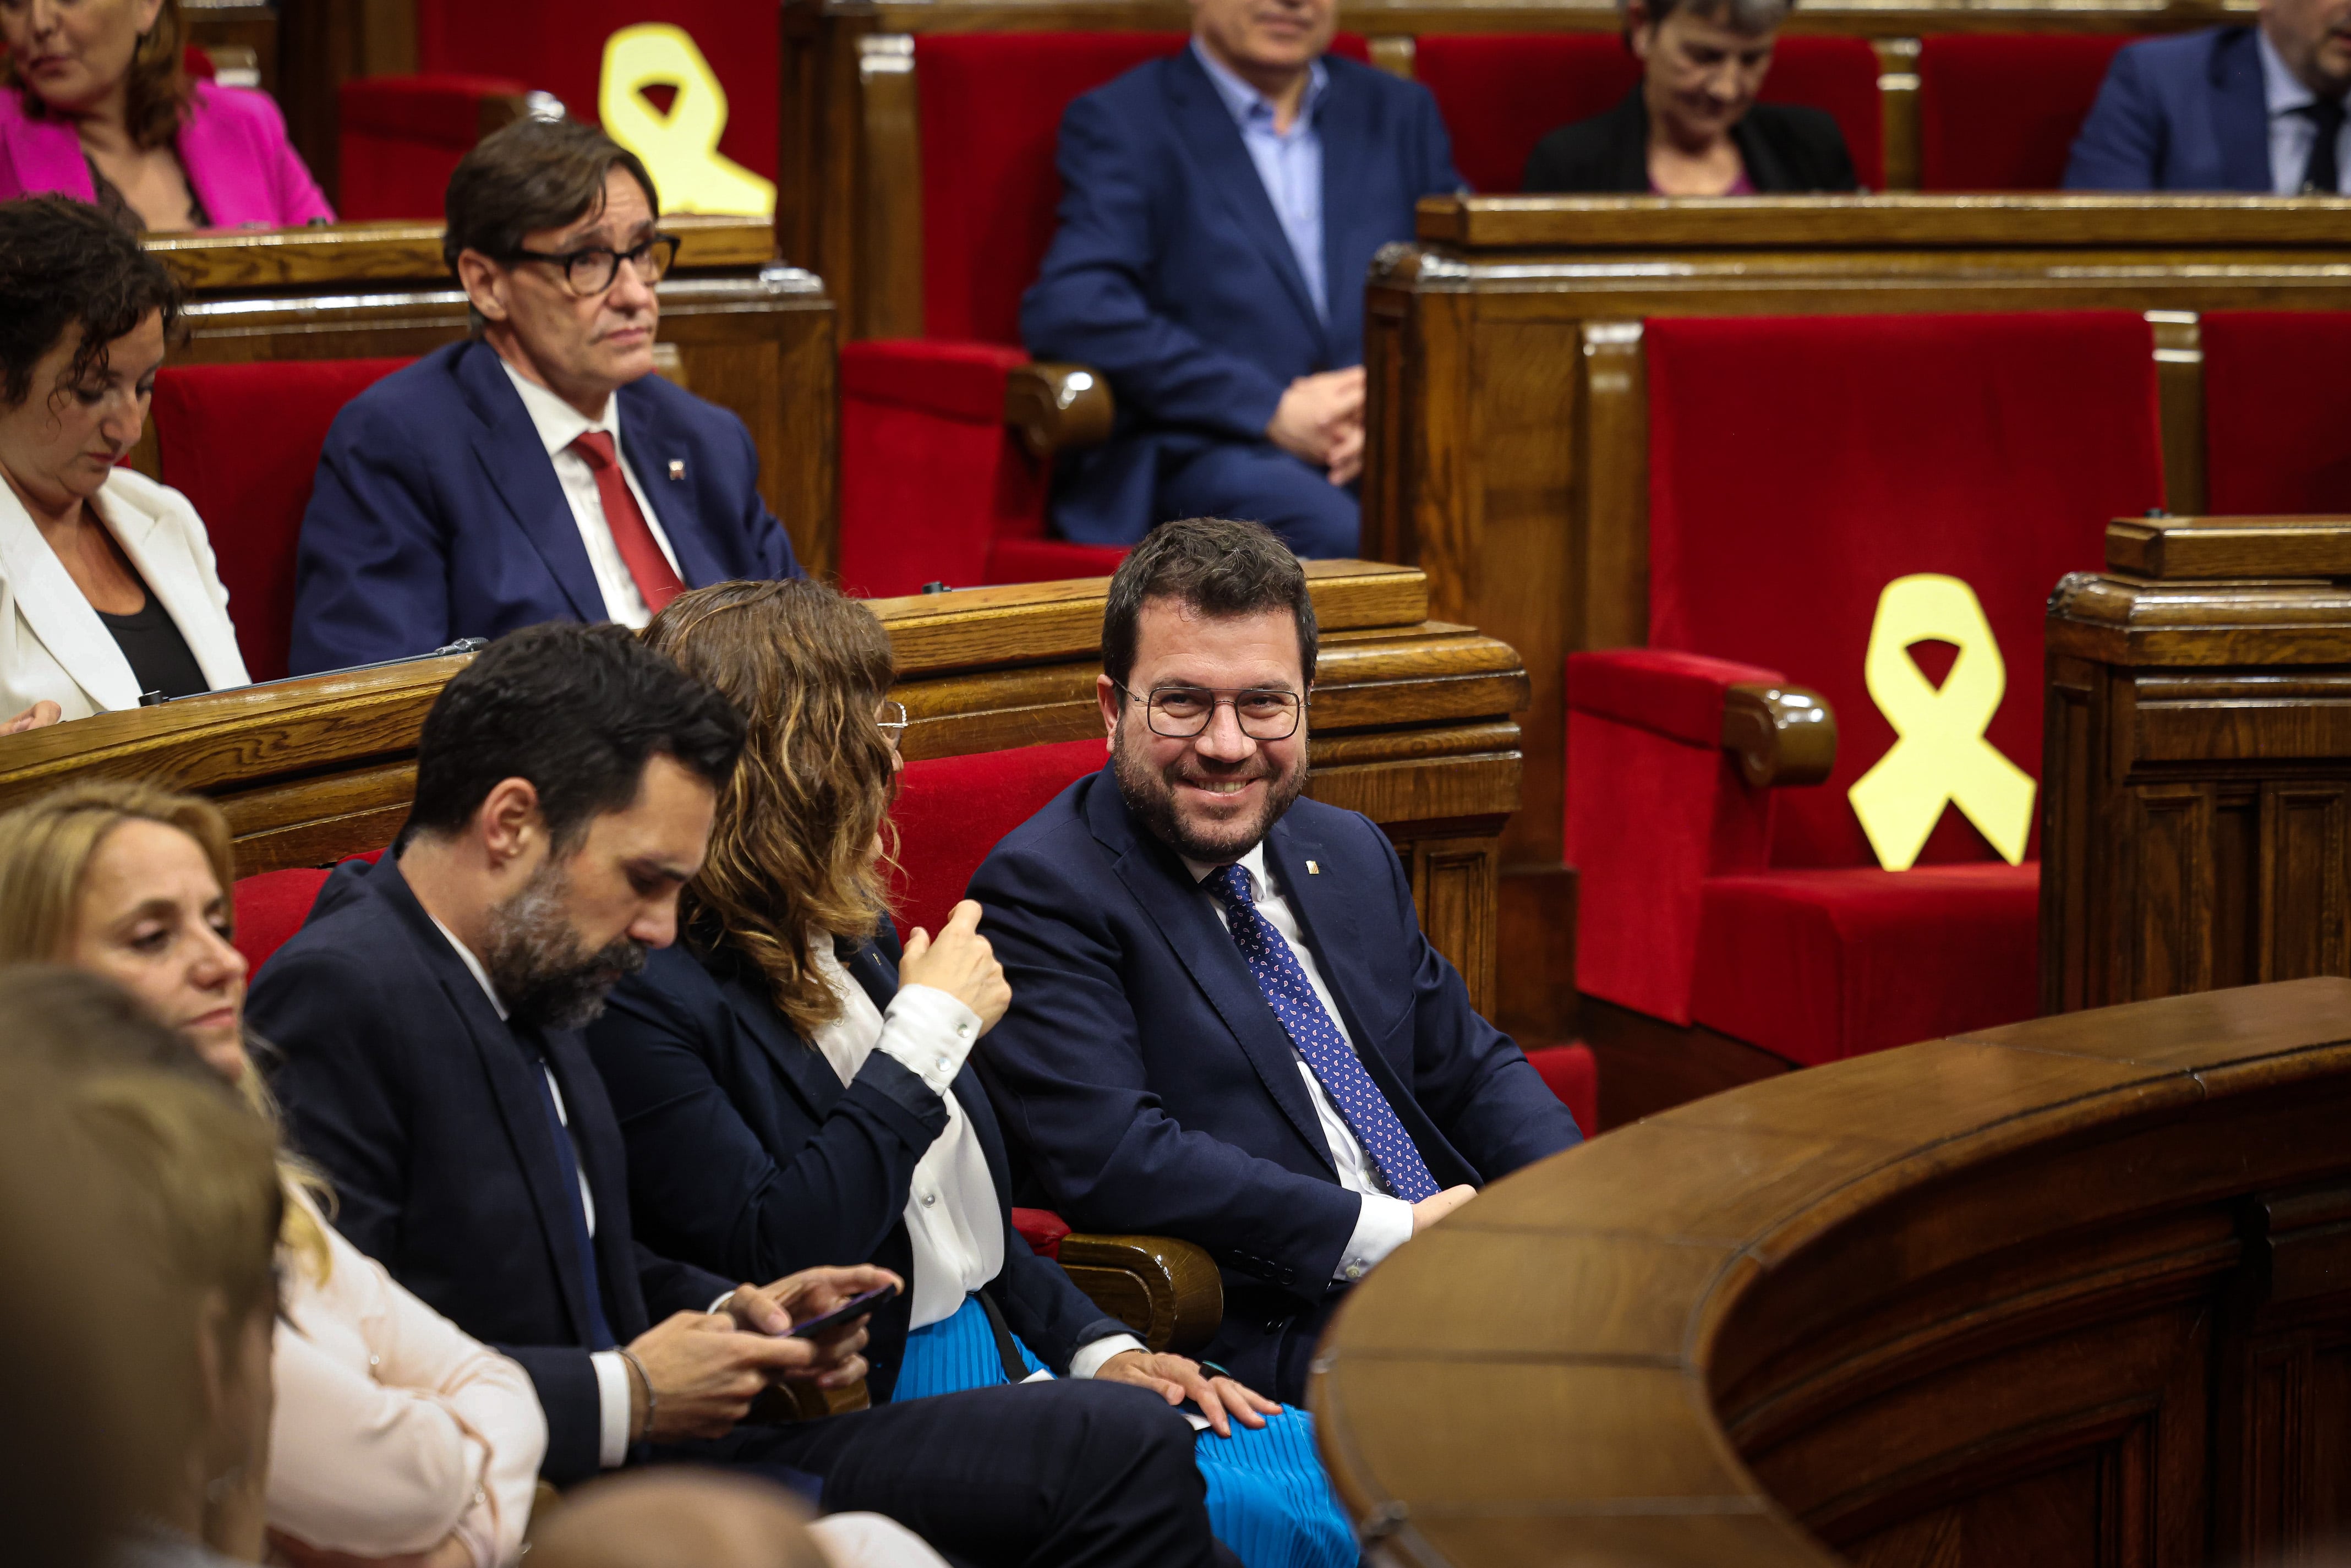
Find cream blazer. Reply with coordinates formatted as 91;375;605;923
0;468;250;721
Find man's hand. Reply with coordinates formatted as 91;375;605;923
625;1311;836;1441
1095;1350;1282;1439
1265;367;1365;480
898;900;1012;1035
1410;1184;1477;1234
0;700;60;736
717;1264;902;1388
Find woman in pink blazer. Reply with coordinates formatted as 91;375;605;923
0;0;330;231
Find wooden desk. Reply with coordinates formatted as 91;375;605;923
1313;976;2351;1567
136;217;842;580
0;561;1526;1009
1366;194;2351;1035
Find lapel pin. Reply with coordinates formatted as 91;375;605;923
666;460;686;482
1306;860;1320;875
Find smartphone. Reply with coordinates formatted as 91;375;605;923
786;1282;899;1340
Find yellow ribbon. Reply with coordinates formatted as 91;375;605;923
598;24;776;218
1846;573;2036;872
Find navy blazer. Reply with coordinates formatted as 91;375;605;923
967;767;1582;1398
584;931;1130;1402
1019;48;1461;545
2064;27;2273;191
247;856;734;1485
289;339;802;675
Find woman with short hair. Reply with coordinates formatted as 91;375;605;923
1521;0;1856;194
0;0;331;231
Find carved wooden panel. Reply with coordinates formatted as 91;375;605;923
1404;834;1502;1018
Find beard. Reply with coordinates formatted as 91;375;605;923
482;857;648;1031
1111;711;1309;865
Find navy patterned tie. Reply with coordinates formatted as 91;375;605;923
1203;862;1439;1202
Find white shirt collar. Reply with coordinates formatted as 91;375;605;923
499;356;617;461
426;908;509;1021
2259;26;2337;117
1190;38;1327;132
1184;840;1272;900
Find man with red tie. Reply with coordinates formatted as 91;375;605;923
288;117;800;675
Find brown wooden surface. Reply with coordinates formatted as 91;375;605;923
1312;976;2351;1568
1366;198;2351;1037
145;213;777;292
2043;520;2351;1014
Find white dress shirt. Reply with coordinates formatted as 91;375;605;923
808;941;1146;1378
2260;29;2351;194
1185;845;1419;1283
499;360;682;629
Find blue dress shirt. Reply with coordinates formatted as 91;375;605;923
1190;40;1331;322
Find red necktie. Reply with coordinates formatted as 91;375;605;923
568;430;683;614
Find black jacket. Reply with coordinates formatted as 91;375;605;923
584;930;1129;1402
1521;87;1859;193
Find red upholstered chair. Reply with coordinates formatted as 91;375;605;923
1522;1042;1599;1135
1916;35;2139;191
338;75;533;222
148;359;412;683
1567;312;2166;1067
233;849;385;974
2201;312;2351;514
1410;34;1884;193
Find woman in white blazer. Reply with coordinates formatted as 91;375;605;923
0;196;247;734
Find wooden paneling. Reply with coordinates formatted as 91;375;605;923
1311;977;2351;1568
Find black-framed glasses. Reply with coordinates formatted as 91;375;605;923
1115;682;1306;740
874;699;909;751
505;233;680;297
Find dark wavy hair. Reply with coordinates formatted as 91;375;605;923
1102;517;1319;691
2;0;193;151
0;195;183;409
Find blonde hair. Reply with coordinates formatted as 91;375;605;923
0;780;332;1279
642;581;900;1039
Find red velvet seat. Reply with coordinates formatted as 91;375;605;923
149;359;412;683
2201;312;2351;514
1916;34;2138;191
1411;34;1884;193
232;849;386;974
339;75;533;223
1568;312;2165;1066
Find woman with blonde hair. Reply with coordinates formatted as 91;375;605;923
591;579;1354;1568
0;779;548;1568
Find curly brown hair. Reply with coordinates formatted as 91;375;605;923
0;196;183;410
643;580;900;1039
2;0;193;151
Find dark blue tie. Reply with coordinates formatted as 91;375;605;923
522;1034;617;1351
1203;862;1439;1202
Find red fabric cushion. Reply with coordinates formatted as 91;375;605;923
1688;862;2041;1065
1567;646;1787;749
1013;1208;1071;1259
2201;312;2351;514
1917;35;2138;192
843;338;1029;423
1644;312;2163;871
337;75;534;221
1521;1042;1598;1136
887;738;1106;942
232;849;386;973
986;540;1130;584
1413;34;1883;193
150;359;412;681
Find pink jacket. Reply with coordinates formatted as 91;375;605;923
0;78;333;226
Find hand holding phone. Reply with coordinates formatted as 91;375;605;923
787;1282;899;1340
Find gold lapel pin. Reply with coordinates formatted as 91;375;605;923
1306;860;1320;875
667;460;686;481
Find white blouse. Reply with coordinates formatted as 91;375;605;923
269;1190;547;1567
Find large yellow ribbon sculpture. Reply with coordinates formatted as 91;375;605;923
598;24;776;217
1847;573;2036;872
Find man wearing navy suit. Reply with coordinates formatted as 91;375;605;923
289;117;800;675
1019;0;1461;558
249;622;1225;1565
2065;0;2351;190
969;518;1582;1404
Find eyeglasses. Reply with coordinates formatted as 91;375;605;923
505;233;681;297
875;699;909;751
1115;682;1306;740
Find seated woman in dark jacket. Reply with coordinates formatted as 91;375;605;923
1522;0;1856;194
586;578;1354;1568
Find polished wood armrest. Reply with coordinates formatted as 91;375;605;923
1721;681;1836;789
1004;362;1114;458
1057;1233;1223;1356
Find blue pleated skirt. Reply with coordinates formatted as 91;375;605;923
893;1294;1358;1568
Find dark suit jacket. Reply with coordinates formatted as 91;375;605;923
2064;27;2272;191
289;339;801;675
584;932;1129;1402
247;856;734;1485
967;767;1583;1398
1521;88;1859;193
1019;48;1461;545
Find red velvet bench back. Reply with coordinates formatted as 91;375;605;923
2200;312;2351;515
1916;34;2139;192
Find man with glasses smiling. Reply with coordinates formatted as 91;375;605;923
968;517;1582;1406
287;117;802;676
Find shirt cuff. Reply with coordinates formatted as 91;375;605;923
591;1350;632;1468
875;985;983;1095
708;1288;737;1315
1068;1333;1150;1381
1335;1192;1415;1283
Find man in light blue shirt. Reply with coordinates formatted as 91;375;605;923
1021;0;1462;555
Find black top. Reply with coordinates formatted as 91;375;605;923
1521;87;1860;194
95;589;209;700
84;154;211;234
